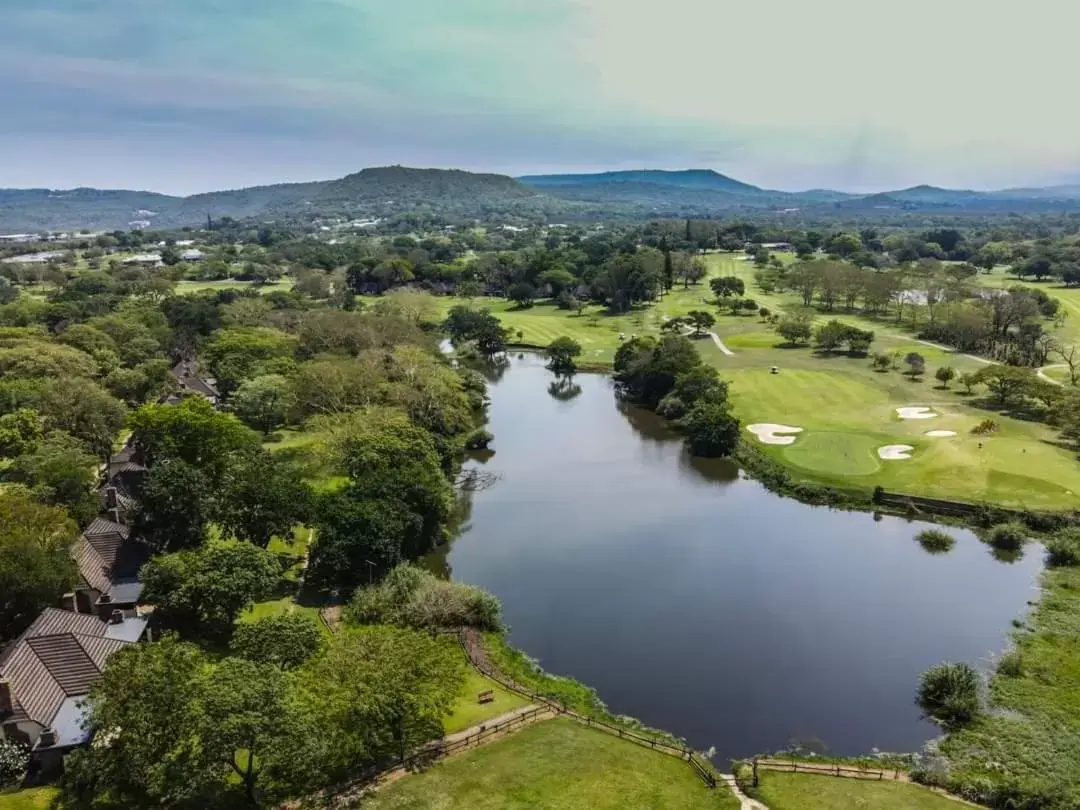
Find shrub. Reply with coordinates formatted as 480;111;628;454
656;393;688;420
916;528;956;554
465;428;494;450
347;563;503;631
972;418;998;435
0;738;29;787
917;662;981;728
871;352;892;372
1045;526;1080;567
985;521;1027;551
996;650;1024;678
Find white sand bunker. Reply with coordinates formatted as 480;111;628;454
925;430;957;438
878;444;914;460
896;406;937;420
747;424;804;446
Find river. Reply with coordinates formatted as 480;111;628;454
439;354;1042;763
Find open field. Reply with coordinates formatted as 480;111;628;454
176;277;294;295
359;717;737;809
444;669;530;734
0;789;59;810
752;771;964;810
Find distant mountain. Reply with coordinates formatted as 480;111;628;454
5;165;1080;232
519;169;764;194
0;166;558;232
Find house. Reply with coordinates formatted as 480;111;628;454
121;253;162;267
166;359;220;406
0;608;148;773
69;517;152;618
179;249;206;262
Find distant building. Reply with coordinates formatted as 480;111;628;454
179;249;206;262
0;251;65;264
122;253;163;267
0;234;37;243
166;360;221;406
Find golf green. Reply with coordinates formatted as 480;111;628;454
782;431;883;477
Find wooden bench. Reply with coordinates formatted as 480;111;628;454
477;690;495;704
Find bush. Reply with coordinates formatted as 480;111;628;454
464;428;494;451
0;738;29;787
347;563;503;631
916;528;956;554
972;418;999;435
1045;526;1080;567
656;393;688;420
917;662;981;728
985;521;1027;551
996;650;1024;678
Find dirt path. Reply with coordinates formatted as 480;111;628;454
708;331;735;356
1037;363;1067;386
718;775;770;809
905;337;991;366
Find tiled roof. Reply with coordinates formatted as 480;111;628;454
72;533;151;601
0;609;144;732
82;518;130;541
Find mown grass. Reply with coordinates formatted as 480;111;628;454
359;718;738;809
752;771;962;810
175;277;294;295
941;564;1080;805
0;788;59;810
443;669;530;734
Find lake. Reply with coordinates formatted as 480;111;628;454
440;354;1043;763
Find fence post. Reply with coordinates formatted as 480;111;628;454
835;764;840;777
753;758;759;788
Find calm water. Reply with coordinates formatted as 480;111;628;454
441;355;1043;762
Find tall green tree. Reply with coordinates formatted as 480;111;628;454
0;492;79;643
217;451;311;548
231;612;323;671
141;541;281;641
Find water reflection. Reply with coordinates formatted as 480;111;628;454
548;375;583;402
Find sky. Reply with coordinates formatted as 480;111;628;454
1;0;1079;195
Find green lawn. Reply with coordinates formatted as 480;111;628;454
176;277;294;295
443;669;530;734
359;718;737;809
0;788;59;810
239;597;323;626
752;771;963;810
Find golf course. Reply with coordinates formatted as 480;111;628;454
450;253;1080;509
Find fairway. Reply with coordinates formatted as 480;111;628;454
360;718;737;809
753;771;962;810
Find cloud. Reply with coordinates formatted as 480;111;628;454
1;0;1078;192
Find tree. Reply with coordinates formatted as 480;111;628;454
0;408;43;458
1054;342;1080;386
871;352;892;372
545;336;582;374
958;372;979;394
682;401;740;457
10;431;99;522
813;320;848;353
685;310;716;336
232;374;295;434
614;335;703;409
307;626;465;764
0;739;29;788
141;540;281;641
973;364;1036;405
232;612;322;670
917;662;981;728
904;352;926;379
538;267;575;298
130;397;260;484
709;276;745;300
203;326;298;395
775;311;814;345
217;451;312;548
507;281;536;308
34;377;126;460
935;366;956;389
138;459;212;551
0;492;78;643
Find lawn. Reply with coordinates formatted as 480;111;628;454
752;772;963;810
0;788;59;810
176;277;294;295
238;597;323;626
443;669;530;734
359;718;738;809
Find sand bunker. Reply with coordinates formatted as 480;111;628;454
896;406;937;420
925;430;957;438
747;424;804;446
878;444;914;460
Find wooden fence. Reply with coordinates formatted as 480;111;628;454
754;757;902;782
454;630;719;789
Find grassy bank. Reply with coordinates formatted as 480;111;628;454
751;771;963;810
358;718;738;809
939;564;1080;806
0;789;59;810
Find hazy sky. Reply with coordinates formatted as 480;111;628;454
2;0;1078;194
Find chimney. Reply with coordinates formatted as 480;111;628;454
97;593;112;620
109;610;124;625
74;588;93;614
104;486;118;509
108;507;121;524
38;729;56;748
0;679;12;716
60;593;75;612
